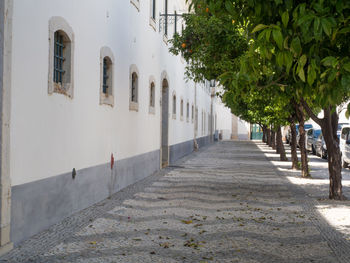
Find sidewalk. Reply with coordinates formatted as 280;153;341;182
257;142;350;258
1;141;350;262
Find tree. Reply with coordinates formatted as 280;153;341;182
180;0;350;200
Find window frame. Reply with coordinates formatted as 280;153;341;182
149;76;156;114
172;92;176;119
180;98;184;121
191;104;194;123
48;17;74;98
99;47;115;106
186;101;189;122
129;64;139;111
149;0;156;30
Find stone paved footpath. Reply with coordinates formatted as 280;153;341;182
2;141;350;263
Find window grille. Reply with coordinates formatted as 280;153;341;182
150;82;155;107
54;31;65;83
131;73;138;102
187;103;189;119
173;95;176;114
103;58;109;94
181;100;184;117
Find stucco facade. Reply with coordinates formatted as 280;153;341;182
0;0;235;248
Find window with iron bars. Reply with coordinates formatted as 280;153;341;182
131;72;138;102
103;58;109;94
54;31;65;84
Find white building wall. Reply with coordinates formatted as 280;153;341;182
216;99;232;140
10;0;211;186
8;0;217;244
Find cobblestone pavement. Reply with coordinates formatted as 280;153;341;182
2;141;350;263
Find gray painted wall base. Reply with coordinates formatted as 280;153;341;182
169;135;212;165
11;136;212;245
197;135;212;148
11;150;160;244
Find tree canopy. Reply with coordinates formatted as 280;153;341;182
170;0;350;199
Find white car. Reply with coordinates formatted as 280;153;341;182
340;125;350;168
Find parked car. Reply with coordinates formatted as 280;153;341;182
306;128;322;154
340;125;350;168
296;124;313;147
338;123;349;138
315;133;327;159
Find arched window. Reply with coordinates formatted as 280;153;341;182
191;104;194;123
99;47;115;106
48;17;74;98
180;98;184;120
150;83;155;107
149;76;156;114
186;102;190;122
131;73;138;102
172;93;176;119
129;65;139;111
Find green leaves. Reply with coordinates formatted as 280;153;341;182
290;37;302;56
343;63;350;73
252;24;269;33
307;64;316;86
282;11;289;28
272;29;283;50
321;56;338;67
321;18;332;37
298;68;305;82
296;55;307;82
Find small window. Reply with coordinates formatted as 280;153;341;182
129;65;139;111
172;93;176;119
149;79;155;114
150;0;156;20
131;73;138;102
99;47;114;106
48;17;74;98
150;83;155;107
149;0;157;30
53;31;65;85
186;102;189;122
180;99;184;120
191;104;194;123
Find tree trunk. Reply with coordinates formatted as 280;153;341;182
300;98;346;200
296;104;310;177
321;108;345;200
290;121;299;170
271;130;276;150
276;126;281;154
266;128;271;146
276;126;288;161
